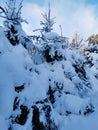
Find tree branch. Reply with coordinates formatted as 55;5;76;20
0;6;6;15
17;0;23;16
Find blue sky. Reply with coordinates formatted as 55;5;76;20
86;0;98;4
1;0;98;39
24;0;98;6
27;0;98;6
28;0;45;6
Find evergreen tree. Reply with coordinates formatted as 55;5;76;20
0;0;24;45
84;34;98;67
40;3;55;33
0;0;34;54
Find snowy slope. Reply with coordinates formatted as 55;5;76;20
0;28;98;130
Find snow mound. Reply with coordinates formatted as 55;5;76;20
43;32;59;40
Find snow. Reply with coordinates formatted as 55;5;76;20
0;28;13;53
1;22;98;130
43;32;59;40
58;112;98;130
0;115;8;130
0;28;34;129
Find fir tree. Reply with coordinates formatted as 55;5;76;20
40;3;55;33
0;0;24;45
0;0;34;54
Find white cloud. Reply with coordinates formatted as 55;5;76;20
22;3;45;35
22;0;98;39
